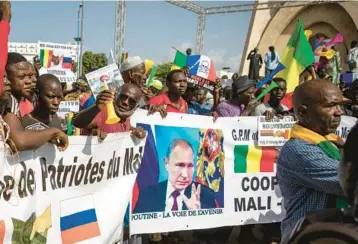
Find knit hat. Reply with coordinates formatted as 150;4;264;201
232;75;255;93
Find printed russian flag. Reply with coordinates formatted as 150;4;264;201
39;49;53;68
260;130;274;137
60;194;101;244
234;145;276;173
186;55;216;82
62;57;73;69
0;220;4;244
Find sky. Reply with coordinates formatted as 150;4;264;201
9;1;252;72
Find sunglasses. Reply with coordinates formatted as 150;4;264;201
118;93;138;108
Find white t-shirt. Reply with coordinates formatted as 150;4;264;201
253;102;289;116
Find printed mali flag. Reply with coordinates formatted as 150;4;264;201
39;49;53;68
121;52;128;64
276;19;315;93
233;145;276;173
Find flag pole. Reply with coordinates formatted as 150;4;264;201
171;46;180;52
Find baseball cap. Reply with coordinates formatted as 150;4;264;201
120;56;143;72
149;80;163;90
232;75;256;93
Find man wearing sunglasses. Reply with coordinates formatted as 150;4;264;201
73;83;146;139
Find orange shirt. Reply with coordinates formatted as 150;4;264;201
149;92;188;113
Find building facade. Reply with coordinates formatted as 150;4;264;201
239;1;358;76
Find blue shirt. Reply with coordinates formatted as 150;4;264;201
264;51;280;70
188;101;212;115
276;139;345;239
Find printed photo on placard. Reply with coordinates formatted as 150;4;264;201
132;124;224;214
85;64;123;97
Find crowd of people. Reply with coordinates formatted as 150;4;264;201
3;1;358;244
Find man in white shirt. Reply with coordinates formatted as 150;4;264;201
253;78;289;117
133;139;217;213
348;40;358;65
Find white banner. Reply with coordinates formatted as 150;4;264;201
129;110;356;235
85;64;124;98
0;133;146;244
38;41;77;84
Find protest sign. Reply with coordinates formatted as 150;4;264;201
57;100;80;119
85;64;124;98
258;116;295;146
38;42;77;83
0;133;146;244
130;110;356;235
187;74;216;91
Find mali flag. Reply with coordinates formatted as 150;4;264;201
39;49;53;68
277;19;315;94
234;145;276;173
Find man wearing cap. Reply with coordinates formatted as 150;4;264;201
149;79;163;95
216;75;257;117
120;56;154;104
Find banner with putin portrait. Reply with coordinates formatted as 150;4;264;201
130;109;357;235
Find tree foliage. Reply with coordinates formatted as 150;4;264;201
155;62;173;82
82;51;108;75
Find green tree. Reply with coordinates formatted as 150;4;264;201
82;51;108;75
156;62;173;82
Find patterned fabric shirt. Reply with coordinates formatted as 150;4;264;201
276;138;345;239
216;101;244;117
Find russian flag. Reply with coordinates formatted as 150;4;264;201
62;57;73;69
60;194;101;244
186;55;216;82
